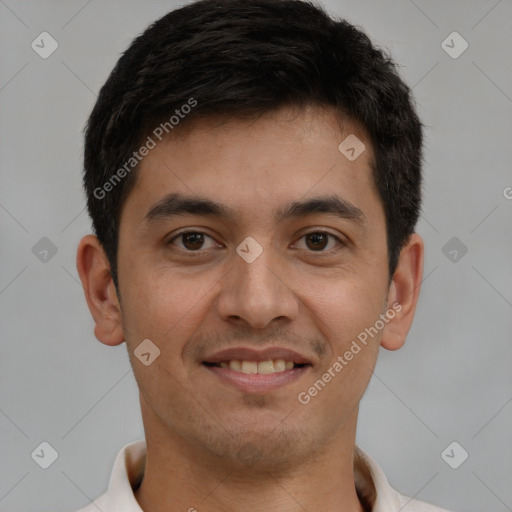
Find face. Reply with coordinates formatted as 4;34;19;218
93;105;409;470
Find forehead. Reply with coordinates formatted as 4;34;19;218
121;105;383;229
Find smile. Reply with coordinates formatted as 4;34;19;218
206;359;300;374
201;347;314;393
202;361;311;394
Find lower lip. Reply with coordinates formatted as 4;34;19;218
203;364;310;393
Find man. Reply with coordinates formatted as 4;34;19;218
75;0;452;510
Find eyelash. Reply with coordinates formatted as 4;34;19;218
167;230;344;254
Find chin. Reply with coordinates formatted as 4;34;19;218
193;419;321;473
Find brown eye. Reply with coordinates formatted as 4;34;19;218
181;232;205;250
305;232;329;251
293;231;342;252
170;231;219;251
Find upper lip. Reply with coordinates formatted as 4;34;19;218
203;347;313;365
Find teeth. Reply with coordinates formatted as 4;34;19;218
229;360;241;371
221;359;297;374
257;360;275;374
241;361;258;374
274;359;286;372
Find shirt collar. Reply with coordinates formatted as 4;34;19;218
104;439;145;512
100;439;402;512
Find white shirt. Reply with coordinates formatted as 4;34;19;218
74;440;452;512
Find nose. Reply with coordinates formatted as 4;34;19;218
215;246;300;329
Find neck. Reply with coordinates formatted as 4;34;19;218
135;408;366;512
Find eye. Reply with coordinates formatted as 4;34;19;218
293;231;342;252
169;231;220;251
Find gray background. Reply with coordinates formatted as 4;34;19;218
1;0;511;511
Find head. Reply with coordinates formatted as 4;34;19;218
77;0;424;470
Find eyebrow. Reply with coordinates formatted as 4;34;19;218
144;192;367;227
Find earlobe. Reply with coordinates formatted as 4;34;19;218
381;233;424;351
76;234;125;346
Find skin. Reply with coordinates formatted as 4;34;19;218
77;105;424;512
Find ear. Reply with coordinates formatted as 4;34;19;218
381;233;424;351
76;234;125;346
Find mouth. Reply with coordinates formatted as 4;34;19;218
201;347;313;393
203;359;307;374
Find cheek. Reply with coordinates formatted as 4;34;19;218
119;273;214;397
298;270;387;346
119;262;218;349
296;281;382;430
302;282;383;406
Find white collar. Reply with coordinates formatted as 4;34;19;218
79;439;450;512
